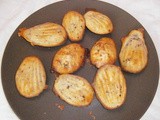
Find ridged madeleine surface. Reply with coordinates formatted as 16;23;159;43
54;74;94;106
119;29;148;73
90;37;117;68
93;64;127;109
18;22;67;47
15;56;46;98
84;11;113;34
52;43;85;74
62;11;85;41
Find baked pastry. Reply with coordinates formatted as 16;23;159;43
53;74;94;106
84;11;113;34
52;43;85;74
18;22;67;47
90;37;117;68
93;64;127;109
62;11;85;41
119;28;148;73
15;56;47;98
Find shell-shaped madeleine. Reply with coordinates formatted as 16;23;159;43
54;74;94;106
119;29;148;73
62;11;85;41
18;22;67;47
93;64;127;109
90;37;117;68
15;56;46;98
52;43;85;74
84;11;113;34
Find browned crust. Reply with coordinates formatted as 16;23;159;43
52;43;85;74
137;28;144;34
90;37;117;68
53;74;94;107
92;65;127;110
120;61;148;74
18;28;27;37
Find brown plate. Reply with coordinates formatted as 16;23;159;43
1;0;159;120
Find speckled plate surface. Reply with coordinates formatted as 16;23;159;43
1;0;159;120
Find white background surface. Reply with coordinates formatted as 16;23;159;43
0;0;160;119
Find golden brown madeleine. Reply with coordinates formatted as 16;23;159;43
18;22;67;47
53;74;94;107
52;43;85;74
84;11;113;34
15;56;47;98
93;64;127;109
62;11;85;41
90;37;117;68
119;29;148;73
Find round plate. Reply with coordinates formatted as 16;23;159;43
1;0;159;120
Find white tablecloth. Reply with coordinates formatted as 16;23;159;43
0;0;159;119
